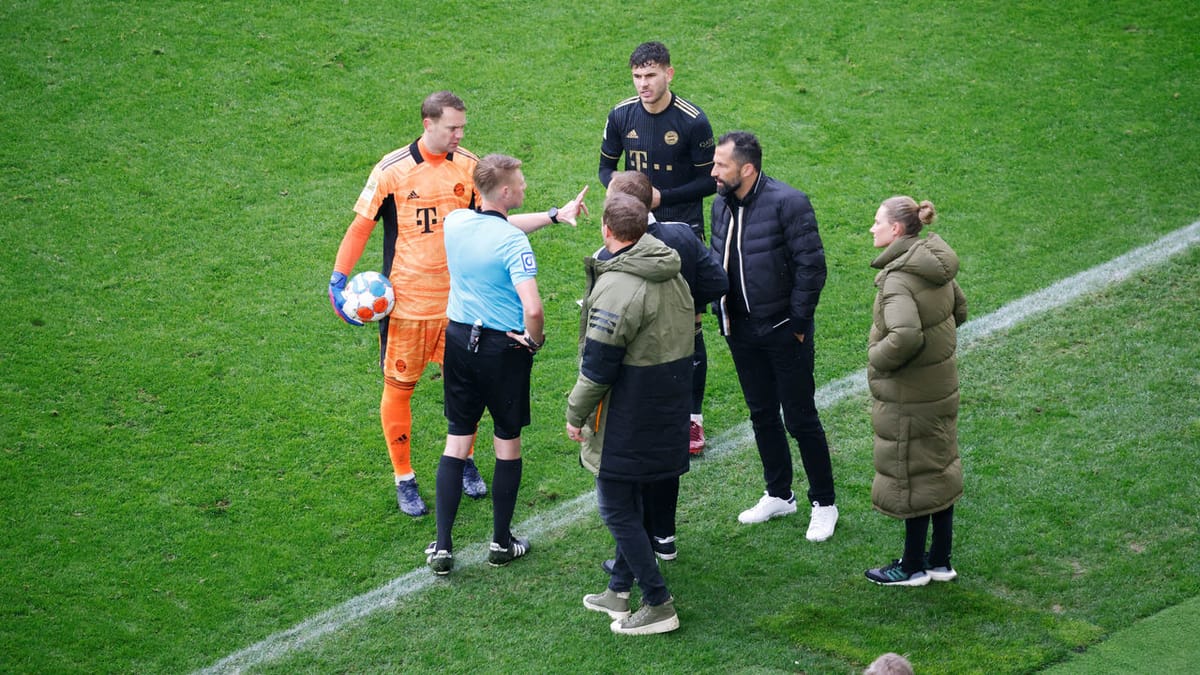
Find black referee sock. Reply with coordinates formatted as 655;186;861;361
435;455;466;552
491;457;523;549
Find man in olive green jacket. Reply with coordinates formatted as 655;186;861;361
567;192;693;635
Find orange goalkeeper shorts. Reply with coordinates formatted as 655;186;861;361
381;317;447;385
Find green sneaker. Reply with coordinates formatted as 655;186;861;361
583;588;631;619
487;536;530;567
427;549;453;576
610;597;679;635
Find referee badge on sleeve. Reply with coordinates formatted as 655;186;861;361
521;251;538;274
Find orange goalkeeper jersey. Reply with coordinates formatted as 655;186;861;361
353;138;478;319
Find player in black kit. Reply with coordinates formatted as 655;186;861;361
599;41;716;239
599;41;718;457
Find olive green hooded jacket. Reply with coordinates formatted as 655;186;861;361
868;234;968;519
566;233;695;482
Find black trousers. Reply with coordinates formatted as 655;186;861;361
641;476;679;540
902;505;954;573
725;320;835;505
597;477;670;606
691;324;707;414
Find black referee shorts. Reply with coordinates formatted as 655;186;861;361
443;320;533;440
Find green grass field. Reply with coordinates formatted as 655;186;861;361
2;2;1198;673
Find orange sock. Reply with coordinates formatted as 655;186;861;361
381;380;415;477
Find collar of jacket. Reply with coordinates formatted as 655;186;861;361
726;172;766;209
595;242;635;262
871;233;961;288
871;234;918;270
584;233;680;282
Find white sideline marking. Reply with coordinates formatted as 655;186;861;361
958;220;1200;350
199;220;1200;674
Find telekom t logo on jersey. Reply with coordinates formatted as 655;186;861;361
415;207;438;233
626;150;672;173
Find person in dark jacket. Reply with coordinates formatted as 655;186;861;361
603;171;728;563
568;193;694;635
709;131;839;542
864;196;967;586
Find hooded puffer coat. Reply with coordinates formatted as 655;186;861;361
868;234;968;519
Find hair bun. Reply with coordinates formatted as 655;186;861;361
917;200;937;225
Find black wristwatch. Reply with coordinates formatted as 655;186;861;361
547;207;559;224
522;334;544;353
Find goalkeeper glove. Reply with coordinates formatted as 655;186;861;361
328;271;364;326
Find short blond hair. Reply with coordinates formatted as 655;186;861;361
474;154;522;198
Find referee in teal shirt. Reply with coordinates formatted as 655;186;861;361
426;154;546;576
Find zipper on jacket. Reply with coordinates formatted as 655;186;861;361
735;205;750;318
718;206;734;334
719;203;753;334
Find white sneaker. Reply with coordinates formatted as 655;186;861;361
738;491;797;524
806;501;838;542
925;564;958;582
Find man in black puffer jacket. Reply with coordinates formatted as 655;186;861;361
709;131;838;542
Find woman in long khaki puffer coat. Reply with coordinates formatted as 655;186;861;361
863;196;968;586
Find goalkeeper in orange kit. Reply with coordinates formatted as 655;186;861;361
329;90;588;516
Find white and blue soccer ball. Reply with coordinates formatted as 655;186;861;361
342;271;395;323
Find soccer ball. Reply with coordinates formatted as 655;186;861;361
342;271;395;323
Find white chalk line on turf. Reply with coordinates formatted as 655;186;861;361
198;219;1200;674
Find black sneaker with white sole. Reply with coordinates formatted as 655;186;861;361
427;549;453;576
487;536;530;567
924;553;958;581
651;536;677;561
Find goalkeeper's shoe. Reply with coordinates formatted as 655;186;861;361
462;458;488;499
396;478;428;517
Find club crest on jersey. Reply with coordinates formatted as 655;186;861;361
454;183;465;197
664;131;679;146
